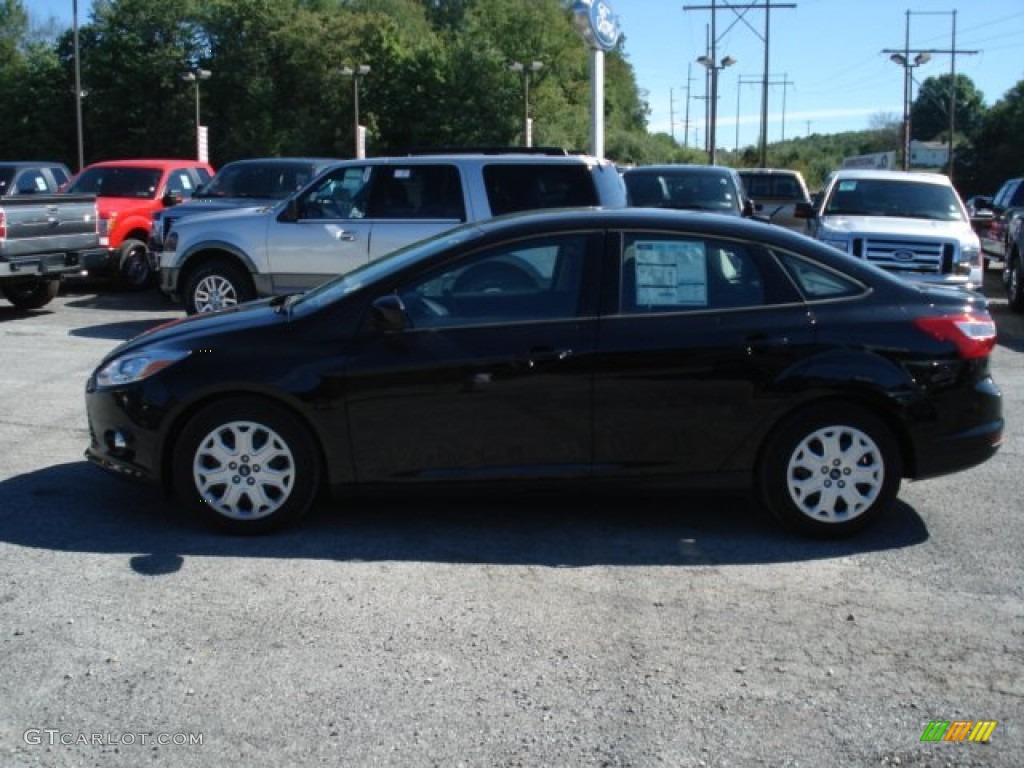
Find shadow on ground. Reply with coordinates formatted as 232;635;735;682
0;461;930;575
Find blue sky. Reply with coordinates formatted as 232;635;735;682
29;0;1024;151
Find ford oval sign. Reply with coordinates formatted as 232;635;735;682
572;0;621;52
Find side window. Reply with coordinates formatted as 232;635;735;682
396;233;590;329
299;166;370;219
619;234;766;313
364;165;464;220
483;164;597;215
774;250;865;300
166;170;195;197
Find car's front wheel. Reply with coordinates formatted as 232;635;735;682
116;238;153;290
173;398;322;534
758;404;901;538
2;278;60;310
184;259;255;314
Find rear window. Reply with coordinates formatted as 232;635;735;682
740;173;805;200
483;164;599;215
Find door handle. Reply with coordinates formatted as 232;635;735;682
335;229;357;241
527;346;573;367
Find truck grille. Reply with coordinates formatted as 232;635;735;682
853;237;957;275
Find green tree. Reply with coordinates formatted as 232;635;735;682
911;73;985;141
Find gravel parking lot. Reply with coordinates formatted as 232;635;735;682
1;271;1022;767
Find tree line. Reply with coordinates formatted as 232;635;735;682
3;0;1022;195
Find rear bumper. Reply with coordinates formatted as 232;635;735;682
1;249;104;278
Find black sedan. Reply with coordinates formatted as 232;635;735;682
84;208;1003;538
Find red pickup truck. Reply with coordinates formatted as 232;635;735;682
63;159;214;288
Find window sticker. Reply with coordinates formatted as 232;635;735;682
837;180;859;192
394;169;412;179
34;177;48;192
633;240;707;306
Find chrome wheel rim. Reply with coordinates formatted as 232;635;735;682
192;420;296;521
786;425;883;523
193;275;238;313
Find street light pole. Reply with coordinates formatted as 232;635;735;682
509;61;544;147
696;54;736;166
181;68;211;161
72;0;84;171
889;52;930;171
340;65;371;159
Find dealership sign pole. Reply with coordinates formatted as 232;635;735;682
572;0;622;159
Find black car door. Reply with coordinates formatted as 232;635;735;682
341;231;603;482
592;230;817;479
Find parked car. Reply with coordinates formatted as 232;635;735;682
622;164;754;217
63;158;214;289
973;177;1024;263
0;190;102;309
147;156;343;258
795;169;983;293
1002;214;1024;312
156;149;626;314
737;168;812;232
85;207;1003;539
0;161;72;197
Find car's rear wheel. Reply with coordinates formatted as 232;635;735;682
184;259;254;314
173;398;322;534
2;278;60;310
758;404;901;538
116;238;153;290
1006;253;1024;312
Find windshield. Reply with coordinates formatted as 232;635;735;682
824;178;966;221
199;162;314;199
65;166;162;199
625;169;739;213
292;224;486;314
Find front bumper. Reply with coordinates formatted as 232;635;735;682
84;378;169;486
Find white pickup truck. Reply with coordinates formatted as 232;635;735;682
795;169;983;293
157;150;626;314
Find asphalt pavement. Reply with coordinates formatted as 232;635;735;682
0;272;1021;767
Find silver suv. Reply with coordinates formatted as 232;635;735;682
158;149;626;314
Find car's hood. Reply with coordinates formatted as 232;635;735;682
104;299;284;361
821;214;974;239
164;198;278;220
171;204;277;230
94;197;157;217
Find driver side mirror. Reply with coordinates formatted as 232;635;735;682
162;191;184;207
794;201;815;219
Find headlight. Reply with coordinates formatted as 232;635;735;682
95;349;190;387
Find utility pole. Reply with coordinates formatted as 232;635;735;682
883;9;976;175
684;1;796;166
683;64;694;148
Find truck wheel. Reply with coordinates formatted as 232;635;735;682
184;259;255;315
115;239;153;290
2;279;60;310
1007;255;1024;313
757;403;901;539
172;397;322;534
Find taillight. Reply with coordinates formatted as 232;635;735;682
913;313;997;359
0;210;6;239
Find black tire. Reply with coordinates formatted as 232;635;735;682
183;258;255;315
115;238;153;290
172;398;322;534
1006;254;1024;313
2;278;60;310
757;403;902;538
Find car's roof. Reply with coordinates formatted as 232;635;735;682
624;164;738;175
0;161;70;169
218;157;342;167
83;159;213;169
737;168;802;176
331;153;611;167
830;169;953;185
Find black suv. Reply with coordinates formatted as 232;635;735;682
622;164;754;217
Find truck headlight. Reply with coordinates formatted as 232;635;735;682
956;242;982;276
